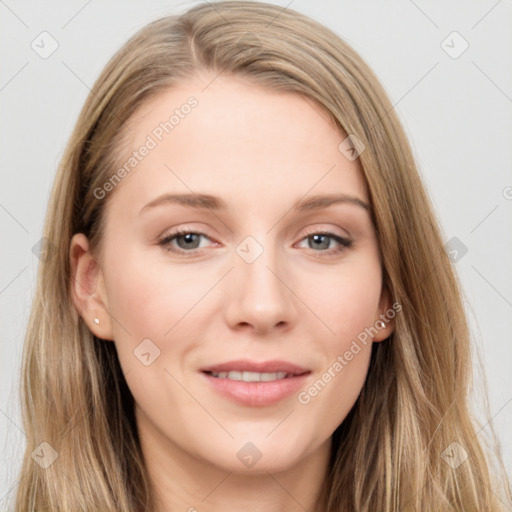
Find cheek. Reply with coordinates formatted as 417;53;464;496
103;253;208;338
294;257;381;415
296;279;377;436
102;257;199;409
303;261;383;348
315;277;376;389
102;252;224;389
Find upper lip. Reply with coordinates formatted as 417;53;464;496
200;359;310;375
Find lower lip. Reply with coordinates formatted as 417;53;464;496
201;372;310;407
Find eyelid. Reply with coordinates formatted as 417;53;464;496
299;224;351;241
157;223;215;241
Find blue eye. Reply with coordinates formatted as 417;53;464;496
158;230;212;254
158;229;352;257
173;232;202;250
298;232;352;254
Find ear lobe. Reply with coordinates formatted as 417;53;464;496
69;233;114;341
372;286;396;342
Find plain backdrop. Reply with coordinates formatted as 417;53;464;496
1;0;511;505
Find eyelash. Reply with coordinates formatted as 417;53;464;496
157;227;352;258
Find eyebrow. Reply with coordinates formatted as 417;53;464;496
139;192;370;215
139;193;226;214
295;193;370;212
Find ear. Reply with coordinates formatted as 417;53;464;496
69;233;114;341
372;286;396;342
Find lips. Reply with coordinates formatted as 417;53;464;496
200;359;309;375
200;359;311;407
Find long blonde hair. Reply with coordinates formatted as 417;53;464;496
14;1;510;510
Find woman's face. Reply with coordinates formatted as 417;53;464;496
73;74;393;475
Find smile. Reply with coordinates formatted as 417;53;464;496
200;360;311;407
206;370;291;382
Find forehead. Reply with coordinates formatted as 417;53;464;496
108;74;368;215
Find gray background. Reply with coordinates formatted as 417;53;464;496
1;0;511;505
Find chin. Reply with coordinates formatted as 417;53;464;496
203;435;318;475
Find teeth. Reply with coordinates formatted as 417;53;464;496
209;371;289;382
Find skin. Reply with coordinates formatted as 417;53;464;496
70;73;393;512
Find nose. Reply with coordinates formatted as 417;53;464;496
223;244;298;335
